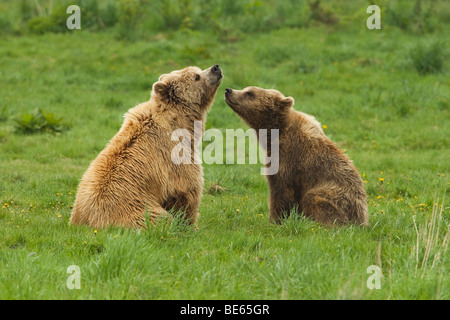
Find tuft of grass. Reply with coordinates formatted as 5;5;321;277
144;208;197;241
27;2;70;34
14;108;68;134
410;41;446;75
207;182;227;195
308;0;339;25
385;0;439;34
412;191;449;279
0;106;8;122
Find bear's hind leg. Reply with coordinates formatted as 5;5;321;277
140;203;173;228
173;193;200;225
162;191;201;225
302;187;349;226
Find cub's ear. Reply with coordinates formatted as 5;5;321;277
279;96;294;109
152;81;169;101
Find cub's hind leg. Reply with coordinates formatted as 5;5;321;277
301;187;349;226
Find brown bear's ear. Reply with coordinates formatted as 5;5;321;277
279;96;294;110
153;81;169;101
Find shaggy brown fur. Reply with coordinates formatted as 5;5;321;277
225;86;368;226
70;65;223;228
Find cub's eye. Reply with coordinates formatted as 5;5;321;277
195;74;201;81
246;91;255;98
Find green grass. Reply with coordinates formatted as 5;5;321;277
0;1;449;300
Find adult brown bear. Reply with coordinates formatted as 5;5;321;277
70;65;223;228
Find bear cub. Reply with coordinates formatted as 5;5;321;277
225;86;368;226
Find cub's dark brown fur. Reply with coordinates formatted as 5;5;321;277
225;86;368;226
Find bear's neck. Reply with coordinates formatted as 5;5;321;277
150;99;207;136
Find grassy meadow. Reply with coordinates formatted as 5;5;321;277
0;0;449;300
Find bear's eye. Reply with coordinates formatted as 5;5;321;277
195;74;201;81
246;91;255;98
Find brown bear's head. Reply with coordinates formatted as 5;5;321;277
152;65;223;111
224;86;294;129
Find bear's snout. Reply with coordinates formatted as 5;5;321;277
211;64;223;79
224;88;236;107
211;64;221;74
